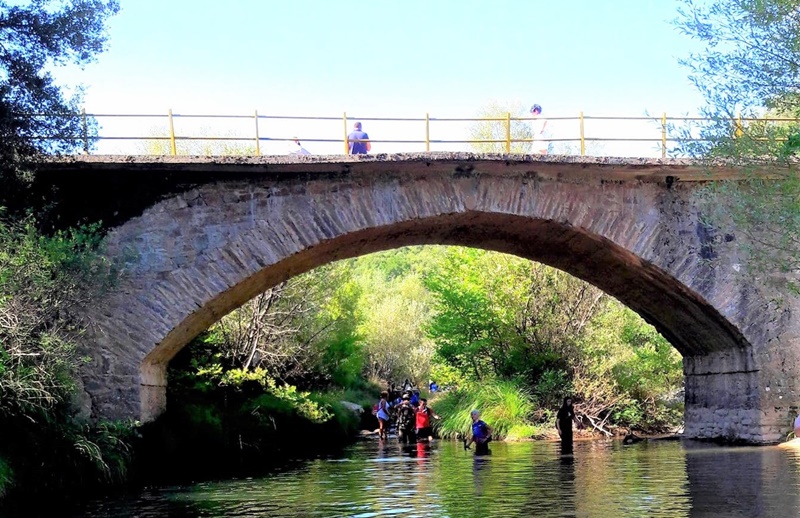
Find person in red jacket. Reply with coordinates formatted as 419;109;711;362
415;398;440;442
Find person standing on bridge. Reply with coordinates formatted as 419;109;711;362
530;104;548;155
288;137;311;155
347;122;371;154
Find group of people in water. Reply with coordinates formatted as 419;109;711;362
374;379;581;456
374;380;441;445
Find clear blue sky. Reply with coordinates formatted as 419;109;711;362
55;0;709;155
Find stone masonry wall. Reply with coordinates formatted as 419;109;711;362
67;155;800;443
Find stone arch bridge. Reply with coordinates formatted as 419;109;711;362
36;153;800;444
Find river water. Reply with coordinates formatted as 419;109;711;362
75;438;800;517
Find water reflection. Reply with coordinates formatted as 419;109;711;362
685;441;800;517
72;438;800;517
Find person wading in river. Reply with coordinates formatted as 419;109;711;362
375;391;391;440
395;394;417;444
556;397;582;454
464;409;492;455
415;398;440;442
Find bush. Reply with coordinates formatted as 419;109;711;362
0;219;115;419
0;218;133;502
433;379;536;440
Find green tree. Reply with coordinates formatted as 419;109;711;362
358;273;435;384
577;302;683;430
421;246;682;431
0;1;120;216
675;0;800;291
424;247;605;384
677;0;800;122
202;261;363;388
468;101;534;153
0;218;134;499
0;218;114;416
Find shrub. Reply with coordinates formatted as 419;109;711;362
433;379;536;440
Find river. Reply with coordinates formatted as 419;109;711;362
73;437;800;517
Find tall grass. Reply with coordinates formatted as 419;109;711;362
0;456;11;498
432;379;542;440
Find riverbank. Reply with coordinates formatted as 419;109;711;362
132;389;376;486
0;392;374;516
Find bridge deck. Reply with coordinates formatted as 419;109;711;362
39;152;778;183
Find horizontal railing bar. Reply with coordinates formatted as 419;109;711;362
171;114;256;119
15;112;800;121
583;116;661;121
15;113;800;126
22;136;722;143
258;115;345;121
338;116;426;122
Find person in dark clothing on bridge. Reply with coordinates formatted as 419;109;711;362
347;122;371;154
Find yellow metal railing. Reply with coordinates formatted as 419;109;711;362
20;110;800;159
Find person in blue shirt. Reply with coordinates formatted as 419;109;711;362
464;409;492;455
347;122;371;154
429;380;438;393
410;390;420;407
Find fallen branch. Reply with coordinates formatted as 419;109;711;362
582;413;613;437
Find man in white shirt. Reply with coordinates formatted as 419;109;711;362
288;138;311;155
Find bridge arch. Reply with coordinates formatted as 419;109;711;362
66;155;798;443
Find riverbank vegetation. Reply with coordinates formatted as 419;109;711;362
0;0;128;507
155;245;684;470
0;217;135;504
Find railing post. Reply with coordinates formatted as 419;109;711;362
254;110;261;156
343;112;349;154
81;107;89;154
735;112;744;138
661;112;667;159
168;108;177;156
579;111;585;156
425;112;430;152
505;112;512;153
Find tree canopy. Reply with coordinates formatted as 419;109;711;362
0;0;120;213
468;101;534;153
677;0;800;119
675;0;800;293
